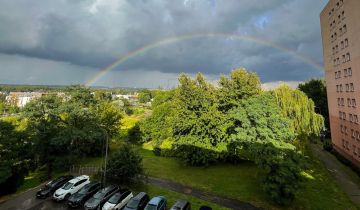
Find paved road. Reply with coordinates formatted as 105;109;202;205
310;143;360;207
0;185;79;210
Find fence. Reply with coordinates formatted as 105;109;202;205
69;165;101;176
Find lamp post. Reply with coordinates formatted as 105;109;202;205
101;128;109;187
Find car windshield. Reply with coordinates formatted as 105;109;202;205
145;204;157;210
46;180;56;187
126;199;140;208
108;193;121;204
62;182;73;190
93;190;106;199
78;184;91;194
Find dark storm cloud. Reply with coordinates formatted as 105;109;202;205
0;0;328;86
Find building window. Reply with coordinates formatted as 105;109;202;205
348;98;351;107
346;53;351;62
341;41;344;49
340;28;343;35
354;145;357;155
346;84;349;92
352;129;356;139
343;25;347;33
355;115;359;124
352;99;357;107
342;139;346;148
340;84;343;92
345;38;349;47
348;68;352;76
342;54;346;63
350;83;354;92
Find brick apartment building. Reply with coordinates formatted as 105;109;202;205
320;0;360;167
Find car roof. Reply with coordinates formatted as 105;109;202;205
173;200;189;207
133;192;147;200
149;196;165;205
102;185;118;193
68;175;89;183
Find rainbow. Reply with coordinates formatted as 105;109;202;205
85;33;323;86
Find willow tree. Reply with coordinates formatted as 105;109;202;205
274;85;324;148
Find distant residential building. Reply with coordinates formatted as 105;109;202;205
320;0;360;167
6;92;43;107
112;94;139;101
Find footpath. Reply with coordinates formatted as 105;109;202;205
310;143;360;207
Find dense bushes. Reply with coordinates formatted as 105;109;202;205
106;144;143;184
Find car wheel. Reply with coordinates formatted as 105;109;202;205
64;194;71;200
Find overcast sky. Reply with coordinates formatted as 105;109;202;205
0;0;328;88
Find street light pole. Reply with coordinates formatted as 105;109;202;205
103;130;109;187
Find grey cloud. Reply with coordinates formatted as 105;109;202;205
0;0;327;87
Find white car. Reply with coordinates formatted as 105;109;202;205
53;175;90;201
102;189;133;210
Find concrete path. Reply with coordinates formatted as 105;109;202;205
146;176;262;210
310;143;360;206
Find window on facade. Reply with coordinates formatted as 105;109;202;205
346;84;349;92
352;129;356;138
340;28;343;35
355;115;359;124
348;68;352;76
350;114;353;122
352;99;357;107
345;39;349;47
341;41;344;49
344;69;348;77
353;145;357;155
346;53;351;61
348;98;351;107
342;139;346;148
342;55;346;63
350;83;354;92
340;111;343;120
343;25;347;33
340;84;343;92
337;58;340;65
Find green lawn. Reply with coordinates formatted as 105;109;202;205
15;172;42;193
137;146;358;210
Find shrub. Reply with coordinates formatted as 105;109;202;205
251;141;304;206
174;144;218;166
106;144;143;184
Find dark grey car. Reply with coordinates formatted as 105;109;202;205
84;185;119;210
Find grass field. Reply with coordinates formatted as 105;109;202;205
137;145;358;210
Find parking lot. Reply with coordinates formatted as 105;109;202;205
0;186;77;210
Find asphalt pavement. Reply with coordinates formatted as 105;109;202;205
0;185;78;210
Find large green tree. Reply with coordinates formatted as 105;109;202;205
218;68;261;112
0;119;32;195
274;85;324;146
298;79;329;133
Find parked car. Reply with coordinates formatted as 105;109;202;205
36;175;74;199
123;192;150;210
67;182;101;208
53;175;90;201
84;185;120;210
170;200;191;210
144;196;167;210
102;189;133;210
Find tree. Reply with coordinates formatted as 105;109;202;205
298;79;329;133
140;90;175;144
138;90;152;103
66;85;96;107
106;144;143;184
172;73;229;150
274;85;324;145
23;95;63;177
0;119;32;195
218;68;262;112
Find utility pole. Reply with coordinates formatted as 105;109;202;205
102;129;109;187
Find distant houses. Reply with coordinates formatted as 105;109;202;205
6;92;44;107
